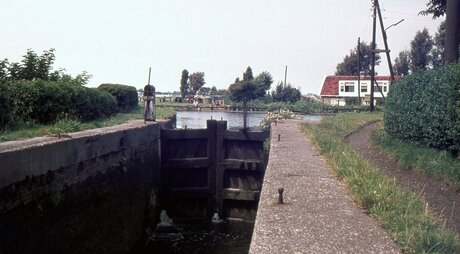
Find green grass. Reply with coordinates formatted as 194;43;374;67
0;106;175;142
301;112;460;253
372;124;460;189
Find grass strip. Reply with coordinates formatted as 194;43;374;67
372;124;460;189
0;106;175;142
301;112;460;253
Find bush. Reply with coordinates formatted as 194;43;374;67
7;80;117;124
97;83;138;112
0;82;12;129
384;64;460;155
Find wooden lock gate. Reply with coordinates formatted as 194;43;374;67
160;119;269;221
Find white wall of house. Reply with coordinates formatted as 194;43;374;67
338;80;389;98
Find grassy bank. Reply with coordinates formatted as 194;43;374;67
372;124;460;189
301;113;460;253
0;105;175;142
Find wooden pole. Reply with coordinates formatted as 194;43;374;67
357;37;361;106
370;0;377;112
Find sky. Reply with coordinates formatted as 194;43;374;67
1;0;443;94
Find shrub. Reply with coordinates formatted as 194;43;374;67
0;82;12;129
8;80;117;124
97;83;138;112
384;64;460;155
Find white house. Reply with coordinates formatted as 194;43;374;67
320;75;397;106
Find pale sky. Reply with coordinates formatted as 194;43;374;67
1;0;443;94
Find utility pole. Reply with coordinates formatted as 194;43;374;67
370;0;377;112
375;0;395;82
357;37;361;106
284;65;288;86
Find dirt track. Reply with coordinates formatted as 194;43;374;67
345;122;460;234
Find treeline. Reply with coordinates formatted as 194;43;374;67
0;49;138;130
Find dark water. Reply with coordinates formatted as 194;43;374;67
140;221;254;254
176;111;322;129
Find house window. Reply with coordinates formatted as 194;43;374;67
344;82;354;92
361;85;368;93
374;86;381;93
383;86;387;93
340;85;344;92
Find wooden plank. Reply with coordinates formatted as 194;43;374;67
168;158;209;169
222;159;264;171
207;120;217;217
161;129;208;140
215;120;227;215
171;187;210;199
224;130;269;141
222;188;260;201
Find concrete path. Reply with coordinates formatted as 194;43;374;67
249;120;401;254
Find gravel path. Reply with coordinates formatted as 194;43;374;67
250;120;400;254
346;122;460;234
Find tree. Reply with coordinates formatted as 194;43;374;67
242;66;254;81
409;28;433;72
419;0;446;18
271;82;302;103
393;50;410;76
197;86;211;96
0;59;8;81
188;72;205;95
444;0;460;65
180;69;189;98
254;71;273;98
336;42;381;76
431;21;446;68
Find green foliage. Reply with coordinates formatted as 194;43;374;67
419;0;446;18
254;71;273;97
0;82;12;129
372;124;460;187
393;50;410;76
271;82;301;103
336;41;381;75
97;83;138;112
302;113;460;253
410;28;434;72
188;72;205;95
180;69;189;98
49;117;83;137
7;79;117;124
229;80;257;102
384;63;460;154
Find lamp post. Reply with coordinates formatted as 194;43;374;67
143;67;156;123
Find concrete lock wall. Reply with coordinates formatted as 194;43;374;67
0;121;163;254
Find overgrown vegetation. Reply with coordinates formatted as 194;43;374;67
372;124;460;188
384;63;460;155
302;113;460;253
0;105;175;142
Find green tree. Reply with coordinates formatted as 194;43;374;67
254;71;273;98
410;28;433;72
431;21;446;68
197;86;211;96
336;42;381;76
394;50;410;76
0;59;8;81
271;82;302;103
242;66;254;81
210;86;218;95
419;0;446;18
180;69;189;98
444;0;460;65
188;72;205;95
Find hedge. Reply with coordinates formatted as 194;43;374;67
0;82;12;129
97;83;138;112
384;64;460;155
6;80;117;124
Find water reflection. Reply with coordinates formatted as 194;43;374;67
143;221;254;254
176;111;321;129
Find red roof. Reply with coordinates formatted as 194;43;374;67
320;75;397;96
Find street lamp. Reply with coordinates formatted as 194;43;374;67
385;19;404;32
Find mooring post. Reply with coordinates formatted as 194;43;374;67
278;134;281;141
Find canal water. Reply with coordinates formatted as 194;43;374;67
140;221;254;254
176;111;322;129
